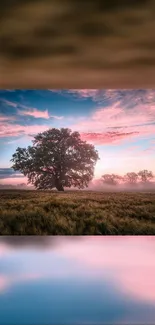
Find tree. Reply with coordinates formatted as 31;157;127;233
138;169;154;183
11;128;99;191
102;173;122;186
124;172;138;185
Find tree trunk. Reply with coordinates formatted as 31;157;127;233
56;184;64;191
55;179;64;191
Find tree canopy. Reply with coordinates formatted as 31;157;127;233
101;170;154;186
138;169;154;183
124;172;138;185
102;173;122;185
11;128;99;191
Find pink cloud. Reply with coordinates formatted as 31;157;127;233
17;106;63;120
0;116;65;138
68;89;98;98
0;115;15;122
0;176;28;185
0;122;49;138
80;131;139;145
67;89;155;105
71;101;155;145
58;89;155;147
18;107;50;119
1;98;63;120
75;105;155;130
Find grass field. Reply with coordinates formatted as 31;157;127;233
0;190;155;235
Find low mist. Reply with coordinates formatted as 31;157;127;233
88;179;155;192
1;181;155;192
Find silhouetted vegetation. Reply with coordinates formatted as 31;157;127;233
0;190;155;235
101;170;154;186
11;128;99;191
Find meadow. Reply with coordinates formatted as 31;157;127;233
0;190;155;235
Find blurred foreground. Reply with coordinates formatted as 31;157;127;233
0;236;155;324
1;0;155;87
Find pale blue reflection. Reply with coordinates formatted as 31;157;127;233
0;237;155;325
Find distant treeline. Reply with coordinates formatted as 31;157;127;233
0;170;154;190
101;169;154;186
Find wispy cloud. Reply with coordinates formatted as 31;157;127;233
18;106;63;120
71;99;155;144
7;135;33;145
50;89;155;144
18;107;50;119
50;114;64;120
66;89;155;105
80;131;139;145
65;89;98;99
1;98;64;120
0;115;16;122
0;168;28;185
0;168;23;179
5;90;16;92
0;121;49;138
0;177;28;185
1;99;17;108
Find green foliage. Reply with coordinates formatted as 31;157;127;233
0;190;155;235
11;128;99;191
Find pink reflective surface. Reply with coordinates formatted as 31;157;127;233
0;236;155;324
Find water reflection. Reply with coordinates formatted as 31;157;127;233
0;236;155;324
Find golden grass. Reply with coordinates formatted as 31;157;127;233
0;189;155;235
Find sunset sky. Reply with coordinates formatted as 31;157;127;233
0;89;155;185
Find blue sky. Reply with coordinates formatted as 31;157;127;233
0;89;155;185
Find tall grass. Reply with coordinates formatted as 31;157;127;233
0;190;155;235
